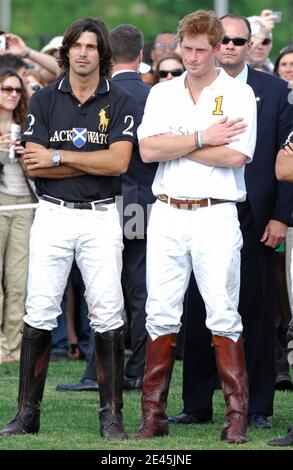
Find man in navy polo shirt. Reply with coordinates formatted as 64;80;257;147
0;17;136;440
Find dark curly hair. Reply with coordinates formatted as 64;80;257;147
0;68;28;129
58;17;113;77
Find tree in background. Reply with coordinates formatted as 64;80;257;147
10;0;293;60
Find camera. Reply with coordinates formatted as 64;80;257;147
31;84;41;92
272;11;282;23
9;124;21;161
0;35;6;50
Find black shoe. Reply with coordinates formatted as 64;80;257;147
56;378;99;392
168;412;213;425
249;414;272;429
275;372;293;391
50;351;68;362
123;375;143;391
267;426;293;446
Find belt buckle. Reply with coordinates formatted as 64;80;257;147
94;205;107;212
158;194;167;202
191;201;201;209
65;202;75;209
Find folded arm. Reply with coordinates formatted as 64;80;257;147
23;140;133;177
23;142;84;179
140;116;247;168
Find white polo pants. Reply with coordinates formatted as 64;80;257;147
24;200;124;333
146;200;243;341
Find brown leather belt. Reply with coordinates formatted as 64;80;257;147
157;194;231;210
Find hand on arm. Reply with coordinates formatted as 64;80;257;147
140;116;247;164
201;116;247;147
275;145;293;182
60;140;133;175
188;145;247;168
24;140;133;176
189;116;248;167
23;142;84;179
260;220;288;248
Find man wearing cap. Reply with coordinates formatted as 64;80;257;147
40;36;63;82
41;36;63;57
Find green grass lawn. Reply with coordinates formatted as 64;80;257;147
0;359;292;451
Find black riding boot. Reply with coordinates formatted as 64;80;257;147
95;326;128;439
0;323;51;435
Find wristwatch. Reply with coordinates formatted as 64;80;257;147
51;150;61;166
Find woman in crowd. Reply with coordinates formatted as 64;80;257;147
274;45;293;89
0;68;34;362
154;51;184;84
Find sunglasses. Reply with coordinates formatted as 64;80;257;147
221;36;249;46
1;86;23;94
154;41;178;51
259;38;272;46
158;69;183;78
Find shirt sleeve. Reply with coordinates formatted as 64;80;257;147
107;91;138;146
21;90;50;148
137;84;173;141
226;83;257;163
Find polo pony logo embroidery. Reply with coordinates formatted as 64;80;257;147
98;106;110;132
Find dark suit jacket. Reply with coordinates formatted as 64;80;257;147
111;72;157;235
245;67;293;240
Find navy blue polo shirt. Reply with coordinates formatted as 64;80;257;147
21;75;137;202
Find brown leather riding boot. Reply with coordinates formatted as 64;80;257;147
212;335;248;444
95;326;128;439
0;323;51;435
134;333;177;439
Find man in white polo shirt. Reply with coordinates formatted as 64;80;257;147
134;10;256;444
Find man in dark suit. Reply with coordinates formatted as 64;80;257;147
56;24;156;392
111;24;157;389
169;14;293;429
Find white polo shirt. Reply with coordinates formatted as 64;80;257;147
137;68;257;201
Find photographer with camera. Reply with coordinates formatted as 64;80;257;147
1;33;59;79
247;9;281;73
